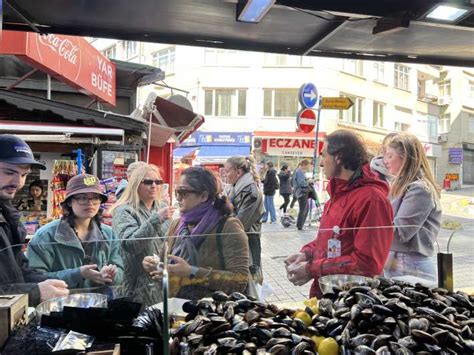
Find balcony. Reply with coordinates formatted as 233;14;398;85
418;93;438;103
438;96;453;106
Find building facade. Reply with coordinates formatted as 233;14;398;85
91;38;473;186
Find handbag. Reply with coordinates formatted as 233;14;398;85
215;218;262;300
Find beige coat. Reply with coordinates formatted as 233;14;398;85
166;217;249;299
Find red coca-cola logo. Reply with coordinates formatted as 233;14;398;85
37;34;79;65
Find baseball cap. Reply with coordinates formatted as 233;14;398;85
0;134;46;170
64;174;108;203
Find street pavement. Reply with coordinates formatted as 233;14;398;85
260;187;474;303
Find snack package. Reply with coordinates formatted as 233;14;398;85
52;330;94;352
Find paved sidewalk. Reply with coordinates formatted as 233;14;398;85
260;208;474;303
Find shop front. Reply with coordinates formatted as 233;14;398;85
173;131;252;180
253;131;325;172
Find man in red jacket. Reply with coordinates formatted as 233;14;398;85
285;130;393;298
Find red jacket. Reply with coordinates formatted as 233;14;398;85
301;164;393;297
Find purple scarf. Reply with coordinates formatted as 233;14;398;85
176;201;223;247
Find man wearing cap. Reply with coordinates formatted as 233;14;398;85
0;134;69;306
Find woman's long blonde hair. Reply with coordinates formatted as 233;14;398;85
110;163;163;214
226;155;260;183
386;133;440;199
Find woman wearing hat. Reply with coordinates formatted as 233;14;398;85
27;174;124;290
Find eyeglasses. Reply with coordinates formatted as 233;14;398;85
174;187;198;199
141;179;164;186
73;195;102;205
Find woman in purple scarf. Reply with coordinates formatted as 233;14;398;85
143;167;250;299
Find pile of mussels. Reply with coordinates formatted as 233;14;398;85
170;276;474;354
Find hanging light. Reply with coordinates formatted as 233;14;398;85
425;4;469;22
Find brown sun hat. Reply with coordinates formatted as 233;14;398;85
64;174;108;203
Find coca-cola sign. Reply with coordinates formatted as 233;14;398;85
0;30;116;106
37;34;79;65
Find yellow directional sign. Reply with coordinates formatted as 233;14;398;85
321;97;354;110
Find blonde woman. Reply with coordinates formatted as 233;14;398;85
383;133;441;282
111;163;174;306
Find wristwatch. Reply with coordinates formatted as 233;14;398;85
189;266;199;279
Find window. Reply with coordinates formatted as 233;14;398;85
395;122;410;132
439;113;450;134
469;114;474;133
427;115;438;140
439;81;451;97
123;41;138;59
263;89;299;117
342;59;363;76
263;54;311;67
394;64;410;91
103;46;116;59
204;48;244;66
372;102;385;127
374;62;385;83
152;47;175;74
204;89;247;117
339;94;363;124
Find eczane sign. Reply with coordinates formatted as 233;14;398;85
262;138;324;157
0;31;116;105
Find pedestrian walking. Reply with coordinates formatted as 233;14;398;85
261;161;278;223
293;159;311;230
278;164;292;214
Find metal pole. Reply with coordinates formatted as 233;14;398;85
47;74;52;100
146;112;153;163
312;96;323;179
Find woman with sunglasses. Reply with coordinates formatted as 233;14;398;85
143;167;249;300
27;174;124;290
111;163;174;306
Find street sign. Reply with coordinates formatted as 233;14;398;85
297;108;317;133
299;83;318;108
321;97;354;110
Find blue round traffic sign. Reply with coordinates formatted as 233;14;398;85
299;83;318;108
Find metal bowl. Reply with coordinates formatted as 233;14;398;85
36;293;107;319
319;274;374;294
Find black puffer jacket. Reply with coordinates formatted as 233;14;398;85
263;169;279;196
0;201;46;306
278;170;292;195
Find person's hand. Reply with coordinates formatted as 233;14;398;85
100;264;117;283
284;252;307;271
38;279;69;302
287;261;312;286
157;206;176;220
80;264;107;284
143;256;159;273
167;255;192;278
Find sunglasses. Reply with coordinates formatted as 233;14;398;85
141;179;164;186
174;187;198;198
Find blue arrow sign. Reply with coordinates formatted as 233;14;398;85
299;83;318;108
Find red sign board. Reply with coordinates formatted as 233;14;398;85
262;138;324;157
0;31;116;106
297;108;317;133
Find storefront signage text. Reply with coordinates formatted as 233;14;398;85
262;138;323;157
0;31;116;105
448;148;463;164
181;132;252;146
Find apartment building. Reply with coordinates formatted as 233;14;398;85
91;39;473;185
